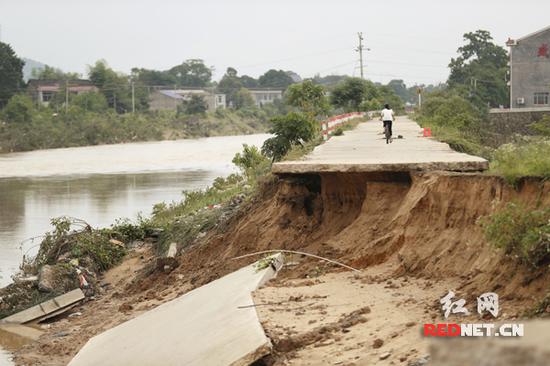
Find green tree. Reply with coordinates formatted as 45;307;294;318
168;59;212;87
240;75;259;88
387;79;410;103
330;77;366;111
0;42;25;109
258;69;294;89
2;94;35;123
32;65;80;80
261;112;317;161
286;80;329;116
88;60;132;113
71;92;109;113
233;88;255;109
448;30;509;108
232;144;270;180
179;94;208;115
218;67;243;107
131;67;176;86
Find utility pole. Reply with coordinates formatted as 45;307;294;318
356;32;365;79
131;81;135;113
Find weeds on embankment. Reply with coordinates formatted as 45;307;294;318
489;141;550;184
480;203;550;268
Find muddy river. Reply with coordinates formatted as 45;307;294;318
0;133;269;364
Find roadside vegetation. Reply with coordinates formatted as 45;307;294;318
481;203;550;268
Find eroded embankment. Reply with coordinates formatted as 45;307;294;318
13;171;550;365
195;171;549;309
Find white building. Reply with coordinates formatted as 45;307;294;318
149;89;226;111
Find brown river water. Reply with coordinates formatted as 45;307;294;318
0;133;269;364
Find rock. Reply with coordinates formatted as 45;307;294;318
373;339;384;349
407;355;430;366
379;352;391;360
38;265;57;292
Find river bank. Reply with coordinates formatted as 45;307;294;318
0;109;273;154
6;170;550;365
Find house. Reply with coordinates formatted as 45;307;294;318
149;89;226;112
507;26;550;109
27;79;98;106
247;88;283;107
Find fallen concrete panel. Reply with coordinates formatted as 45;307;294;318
273;117;488;174
1;288;84;324
0;323;43;341
69;255;284;366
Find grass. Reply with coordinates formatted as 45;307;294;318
489;140;550;184
480;202;550;268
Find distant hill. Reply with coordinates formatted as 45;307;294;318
22;58;46;81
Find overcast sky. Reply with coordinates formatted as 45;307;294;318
1;0;549;85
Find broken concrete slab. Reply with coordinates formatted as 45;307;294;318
1;288;84;324
69;254;284;366
156;242;179;272
0;324;43;341
272;117;488;174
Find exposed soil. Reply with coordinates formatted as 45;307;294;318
11;171;550;365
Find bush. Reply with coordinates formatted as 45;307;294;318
262;112;318;161
415;92;489;157
481;203;550;268
232;144;271;180
2;94;35;123
529;115;550;137
489;141;550;184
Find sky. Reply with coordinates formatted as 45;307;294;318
1;0;549;86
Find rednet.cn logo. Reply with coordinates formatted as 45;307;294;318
423;290;524;337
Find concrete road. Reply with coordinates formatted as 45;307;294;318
272;116;488;174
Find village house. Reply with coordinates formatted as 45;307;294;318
247;88;283;107
149;89;226;112
507;25;550;109
27;79;99;106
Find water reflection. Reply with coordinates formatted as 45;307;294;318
0;134;269;364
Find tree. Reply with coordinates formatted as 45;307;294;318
387;79;410;103
0;42;25;109
258;69;294;89
179;94;208;115
232;144;270;180
233;88;255;109
285;80;329;116
71;92;108;113
218;67;243;107
261;112;318;161
448;30;509;108
2;94;35;123
32;65;80;80
240;75;259;88
168;59;212;87
88;60;132;113
330;78;367;111
131;67;176;86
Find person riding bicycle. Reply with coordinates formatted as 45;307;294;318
380;104;395;138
